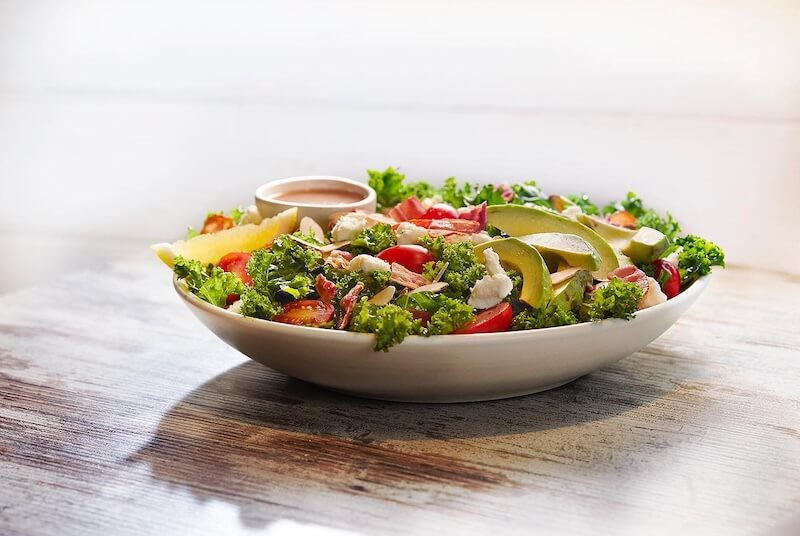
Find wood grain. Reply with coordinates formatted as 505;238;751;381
0;255;798;536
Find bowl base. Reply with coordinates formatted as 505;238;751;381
322;376;582;404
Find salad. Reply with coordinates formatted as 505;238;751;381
154;167;724;351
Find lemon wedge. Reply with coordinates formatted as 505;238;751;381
151;207;297;268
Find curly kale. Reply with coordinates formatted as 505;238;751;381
425;296;475;335
419;237;486;299
588;279;643;321
173;256;245;308
350;300;422;351
246;238;322;302
238;287;280;319
511;305;578;330
321;264;391;300
675;235;725;283
349;223;397;255
439;177;475;208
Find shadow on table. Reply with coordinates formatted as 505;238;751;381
129;353;708;529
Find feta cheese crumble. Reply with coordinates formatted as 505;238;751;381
331;211;368;242
395;222;428;245
350;254;391;274
467;248;513;309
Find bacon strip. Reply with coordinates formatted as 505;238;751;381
315;273;337;304
609;265;650;293
324;250;353;270
337;282;365;329
390;262;429;289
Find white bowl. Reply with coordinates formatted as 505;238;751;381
254;176;376;226
175;276;710;403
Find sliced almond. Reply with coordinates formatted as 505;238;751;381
550;266;582;286
299;216;325;242
368;286;397;305
285;233;349;253
431;261;449;283
408;282;449;295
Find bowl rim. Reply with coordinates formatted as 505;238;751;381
254;176;376;209
174;273;710;346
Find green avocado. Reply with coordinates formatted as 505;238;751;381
486;205;619;279
518;233;600;272
575;213;637;250
621;227;669;263
473;237;552;308
550;269;592;311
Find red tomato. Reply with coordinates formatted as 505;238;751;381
201;213;235;234
377;245;436;273
407;218;481;234
273;300;335;327
217;252;253;286
421;203;459;219
452;302;513;335
653;259;681;299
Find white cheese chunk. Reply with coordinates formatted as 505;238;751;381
639;277;668;309
350;254;391;274
395;222;428;245
238;205;263;225
470;232;493;245
331;211;368;242
467;248;513;309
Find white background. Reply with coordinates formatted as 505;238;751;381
1;0;799;290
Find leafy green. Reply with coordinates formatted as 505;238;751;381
420;238;486;299
350;300;422;351
238;287;280;319
322;264;391;300
368;167;408;210
469;184;510;206
511;181;550;207
637;211;681;241
229;206;245;225
349;223;397;255
246;239;322;301
424;296;475;335
588;279;643;321
173;256;245;308
185;227;200;240
602;191;681;241
511;305;578;330
566;194;599;215
438;176;473;208
405;181;437;201
675;235;725;282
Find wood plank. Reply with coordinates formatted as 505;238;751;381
0;256;798;535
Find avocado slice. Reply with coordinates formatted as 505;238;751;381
575;213;637;250
550;269;592;311
487;205;619;279
473;237;552;308
620;227;669;263
518;233;600;272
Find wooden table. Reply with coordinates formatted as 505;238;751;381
2;255;799;536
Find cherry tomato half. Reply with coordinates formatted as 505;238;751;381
376;245;436;274
653;259;681;299
217;252;253;286
452;302;513;335
273;300;335;327
421;203;459;219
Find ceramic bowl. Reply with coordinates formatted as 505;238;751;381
255;176;376;226
174;275;711;403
